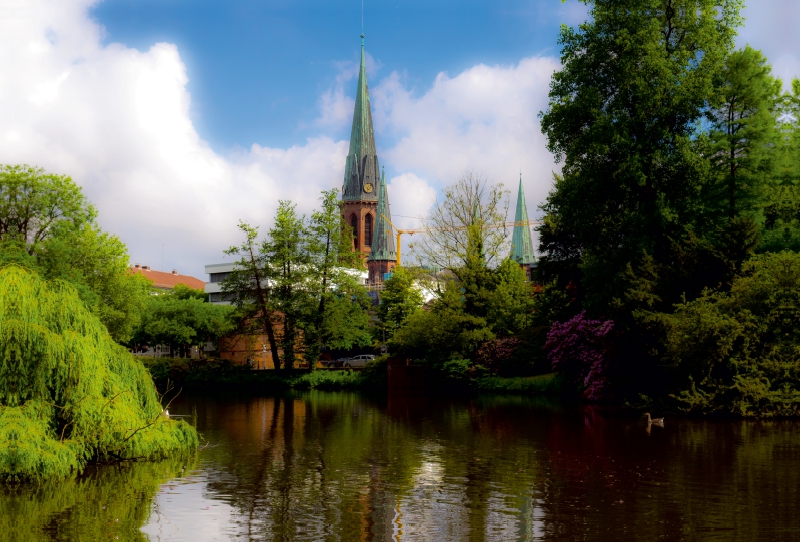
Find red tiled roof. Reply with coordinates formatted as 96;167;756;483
129;266;205;290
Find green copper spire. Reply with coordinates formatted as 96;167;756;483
342;34;379;202
511;174;536;265
368;169;396;262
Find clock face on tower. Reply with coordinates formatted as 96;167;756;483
363;183;374;193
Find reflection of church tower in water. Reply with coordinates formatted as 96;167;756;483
341;34;397;284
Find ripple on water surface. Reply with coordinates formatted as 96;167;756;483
11;392;800;541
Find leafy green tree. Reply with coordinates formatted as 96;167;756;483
395;179;535;368
224;192;372;369
694;46;781;273
223;221;283;369
458;222;497;321
0;164;94;253
485;258;533;336
531;279;573;328
263;198;372;367
378;267;423;340
395;219;497;362
538;0;743;311
392;279;494;362
263;201;310;368
763;79;800;252
38;225;152;343
315;286;372;352
0;165;150;343
304;190;370;364
640;251;800;416
134;285;234;358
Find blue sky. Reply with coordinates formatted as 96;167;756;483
90;0;586;151
0;0;797;276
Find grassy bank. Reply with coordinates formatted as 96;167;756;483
140;357;386;393
473;373;568;395
141;357;569;396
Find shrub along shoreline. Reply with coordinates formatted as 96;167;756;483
141;357;384;392
141;357;569;396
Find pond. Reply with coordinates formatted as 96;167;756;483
6;392;800;541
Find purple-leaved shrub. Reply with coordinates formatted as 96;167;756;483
475;337;523;375
544;311;614;400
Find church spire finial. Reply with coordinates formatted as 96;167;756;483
342;34;379;202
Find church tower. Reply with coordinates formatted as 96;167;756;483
341;34;396;282
367;168;397;283
510;174;536;280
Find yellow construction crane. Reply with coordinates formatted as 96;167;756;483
379;214;424;267
381;214;540;266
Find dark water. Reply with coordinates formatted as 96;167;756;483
7;392;800;541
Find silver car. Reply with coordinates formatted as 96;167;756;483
323;357;352;368
343;354;375;368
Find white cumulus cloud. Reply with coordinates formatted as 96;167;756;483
0;0;563;276
370;56;561;257
386;173;437;229
738;1;800;89
2;0;796;278
0;0;347;276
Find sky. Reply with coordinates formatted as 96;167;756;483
0;0;798;278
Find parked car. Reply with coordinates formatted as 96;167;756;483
343;354;375;368
321;357;352;368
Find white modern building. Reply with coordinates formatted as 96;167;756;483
205;262;238;304
205;262;371;305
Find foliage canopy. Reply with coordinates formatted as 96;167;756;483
0;165;151;343
134;285;234;358
642;252;800;416
0;265;197;481
224;190;371;369
539;0;744;310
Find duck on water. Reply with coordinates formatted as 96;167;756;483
645;413;664;427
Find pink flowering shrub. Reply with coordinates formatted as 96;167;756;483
544;311;614;400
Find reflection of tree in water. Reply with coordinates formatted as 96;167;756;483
199;393;422;540
0;456;192;541
537;408;800;540
195;392;549;541
184;393;800;541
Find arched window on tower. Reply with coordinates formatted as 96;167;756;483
364;214;373;246
350;214;359;248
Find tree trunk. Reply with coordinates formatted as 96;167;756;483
311;232;332;371
248;243;282;371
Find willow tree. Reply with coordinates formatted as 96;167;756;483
0;265;198;481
